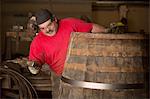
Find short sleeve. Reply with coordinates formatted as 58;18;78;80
72;18;93;32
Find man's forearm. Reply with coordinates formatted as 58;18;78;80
91;23;107;33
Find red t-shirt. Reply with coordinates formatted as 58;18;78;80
29;18;93;75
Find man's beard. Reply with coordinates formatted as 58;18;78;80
46;30;54;34
46;29;56;36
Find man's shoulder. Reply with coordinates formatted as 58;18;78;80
31;32;43;43
60;17;82;23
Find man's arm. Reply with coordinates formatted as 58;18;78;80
27;39;44;74
91;23;107;33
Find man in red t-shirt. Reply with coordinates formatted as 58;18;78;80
27;9;106;99
28;9;106;75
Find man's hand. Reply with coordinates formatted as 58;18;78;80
91;24;107;33
27;61;41;74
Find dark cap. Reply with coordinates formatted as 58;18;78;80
35;9;53;25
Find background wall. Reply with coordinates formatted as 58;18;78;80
127;6;149;33
0;0;2;62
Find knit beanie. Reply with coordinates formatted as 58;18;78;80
35;9;54;25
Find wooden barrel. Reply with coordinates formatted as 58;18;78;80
61;32;149;99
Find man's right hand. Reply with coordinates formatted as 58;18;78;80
27;61;41;74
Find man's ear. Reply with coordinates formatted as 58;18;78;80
53;17;57;22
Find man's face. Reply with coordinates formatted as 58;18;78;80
38;19;58;36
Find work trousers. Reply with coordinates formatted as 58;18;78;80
51;72;61;99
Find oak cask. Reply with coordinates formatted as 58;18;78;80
61;32;149;99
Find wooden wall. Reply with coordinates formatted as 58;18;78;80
51;1;92;18
2;1;92;30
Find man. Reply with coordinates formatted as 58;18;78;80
27;9;106;99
